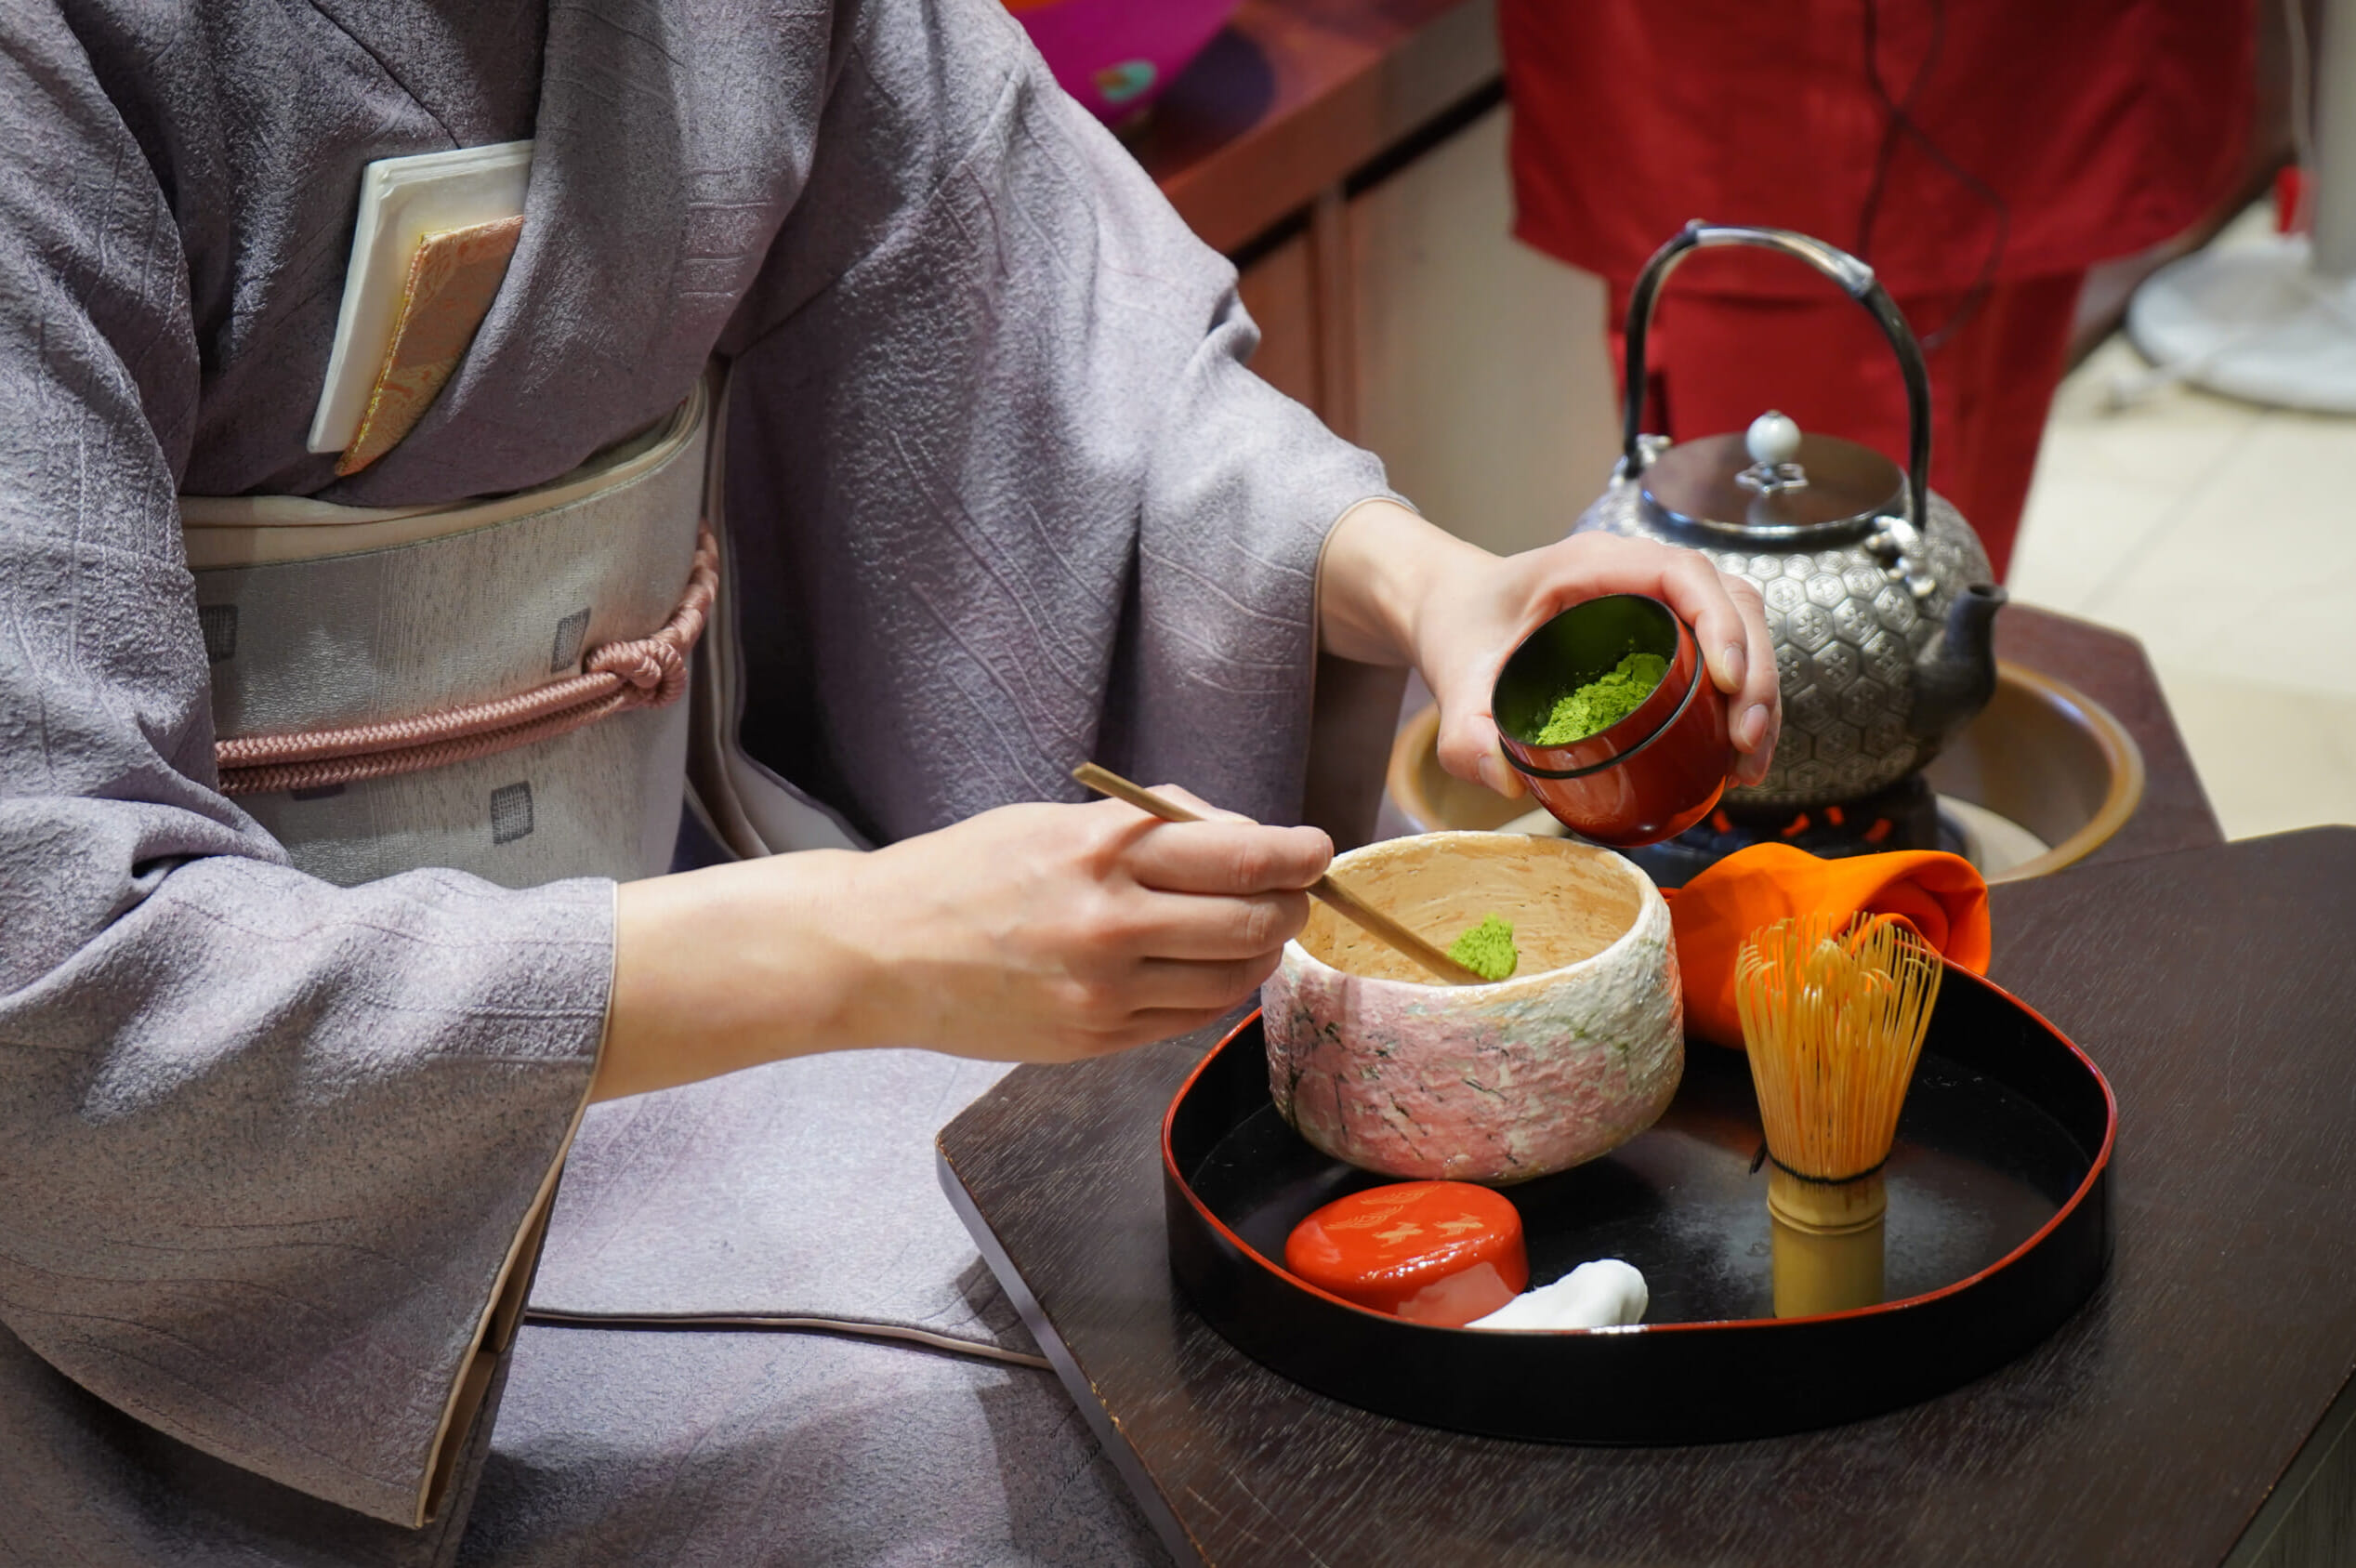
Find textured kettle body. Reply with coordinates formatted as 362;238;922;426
1575;223;2005;815
1573;473;1993;810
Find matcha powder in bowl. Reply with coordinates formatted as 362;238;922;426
1532;652;1670;746
1447;914;1520;982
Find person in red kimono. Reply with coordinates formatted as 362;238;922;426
1499;0;2255;576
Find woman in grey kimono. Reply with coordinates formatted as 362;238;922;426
0;0;1778;1562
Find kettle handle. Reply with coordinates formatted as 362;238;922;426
1618;222;1931;534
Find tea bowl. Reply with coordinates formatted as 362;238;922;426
1262;833;1683;1184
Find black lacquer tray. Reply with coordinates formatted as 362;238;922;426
1163;968;2116;1443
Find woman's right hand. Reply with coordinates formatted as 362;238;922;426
598;792;1331;1099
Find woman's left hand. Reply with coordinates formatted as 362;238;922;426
1318;500;1783;797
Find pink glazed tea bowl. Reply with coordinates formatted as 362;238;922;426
1261;834;1684;1185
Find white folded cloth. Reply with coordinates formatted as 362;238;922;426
1468;1259;1649;1331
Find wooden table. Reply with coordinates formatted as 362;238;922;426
941;826;2356;1566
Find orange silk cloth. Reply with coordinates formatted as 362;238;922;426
1663;844;1991;1050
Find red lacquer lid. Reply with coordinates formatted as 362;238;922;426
1283;1181;1530;1326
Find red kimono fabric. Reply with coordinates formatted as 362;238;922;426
1500;0;2254;576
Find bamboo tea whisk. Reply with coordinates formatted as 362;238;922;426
1738;913;1942;1184
1736;913;1943;1316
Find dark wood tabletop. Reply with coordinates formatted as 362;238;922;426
941;825;2356;1567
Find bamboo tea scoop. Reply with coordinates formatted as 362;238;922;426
1072;763;1486;986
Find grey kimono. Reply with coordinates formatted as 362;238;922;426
0;0;1392;1561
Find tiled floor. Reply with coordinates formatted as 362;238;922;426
2008;214;2356;841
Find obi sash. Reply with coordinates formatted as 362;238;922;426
185;384;709;888
183;372;865;890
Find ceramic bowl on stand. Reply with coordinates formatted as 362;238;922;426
1260;834;1683;1185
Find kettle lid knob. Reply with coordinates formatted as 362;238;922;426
1745;410;1803;468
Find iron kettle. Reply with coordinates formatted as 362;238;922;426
1571;222;2006;814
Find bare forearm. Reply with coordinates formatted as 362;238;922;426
594;798;1333;1100
598;852;878;1100
1315;499;1492;666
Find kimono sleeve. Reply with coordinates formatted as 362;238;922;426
0;15;611;1529
715;0;1404;838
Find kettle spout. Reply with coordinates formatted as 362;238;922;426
1904;583;2007;750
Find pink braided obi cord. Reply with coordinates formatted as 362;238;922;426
215;525;719;797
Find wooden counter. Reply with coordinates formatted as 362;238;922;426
942;826;2356;1567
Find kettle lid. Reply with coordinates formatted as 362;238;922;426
1639;411;1905;541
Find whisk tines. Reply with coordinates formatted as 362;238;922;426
1735;913;1942;1184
